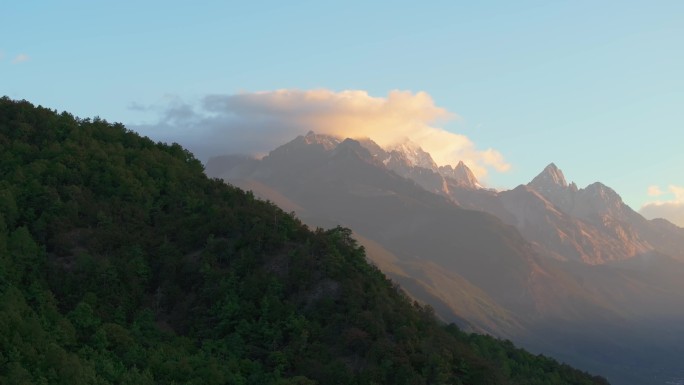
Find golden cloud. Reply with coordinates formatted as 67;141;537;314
200;89;510;179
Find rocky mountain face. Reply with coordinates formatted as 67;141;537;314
441;161;482;189
497;163;678;264
206;131;684;385
347;139;682;266
355;137;482;196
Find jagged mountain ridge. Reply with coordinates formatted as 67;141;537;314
237;131;683;265
211;133;566;330
206;131;684;324
519;163;681;263
418;157;683;265
208;130;684;268
356;133;483;193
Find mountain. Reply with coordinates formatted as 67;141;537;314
529;162;571;190
208;132;684;385
441;161;482;189
387;139;439;170
213;134;555;329
0;98;613;384
355;137;482;197
430;161;683;266
520;163;682;263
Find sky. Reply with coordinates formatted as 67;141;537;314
2;1;683;224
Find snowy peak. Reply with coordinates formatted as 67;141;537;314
378;139;483;192
357;137;388;159
331;138;375;162
388;139;438;170
302;130;341;150
271;132;484;195
439;161;481;189
530;163;568;189
264;131;341;165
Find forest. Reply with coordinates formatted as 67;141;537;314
0;96;609;384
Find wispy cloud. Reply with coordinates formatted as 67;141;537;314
647;185;665;197
132;89;510;180
127;101;151;111
639;185;684;227
12;53;29;64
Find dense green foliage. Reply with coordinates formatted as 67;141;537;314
0;97;609;384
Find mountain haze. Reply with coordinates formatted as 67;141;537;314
208;131;684;385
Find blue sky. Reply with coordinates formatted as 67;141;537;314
2;1;683;219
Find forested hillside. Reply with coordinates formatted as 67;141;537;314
0;97;608;384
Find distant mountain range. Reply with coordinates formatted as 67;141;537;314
207;131;684;385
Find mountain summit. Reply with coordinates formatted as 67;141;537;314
440;161;481;189
387;139;439;170
302;130;340;149
529;162;568;190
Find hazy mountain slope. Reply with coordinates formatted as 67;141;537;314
350;232;522;336
224;136;541;317
207;134;633;327
207;131;684;385
225;169;524;338
634;217;684;260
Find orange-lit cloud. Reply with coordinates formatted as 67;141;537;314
133;89;510;180
639;185;684;227
647;185;665;197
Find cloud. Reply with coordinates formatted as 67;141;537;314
647;185;664;196
12;53;29;63
639;185;684;227
127;101;150;111
132;89;510;179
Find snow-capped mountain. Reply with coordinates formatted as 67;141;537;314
210;131;684;266
354;138;483;197
206;132;684;385
301;130;340;150
386;139;439;170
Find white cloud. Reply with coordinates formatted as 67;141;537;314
133;89;510;180
639;185;684;227
12;53;29;63
671;185;684;201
